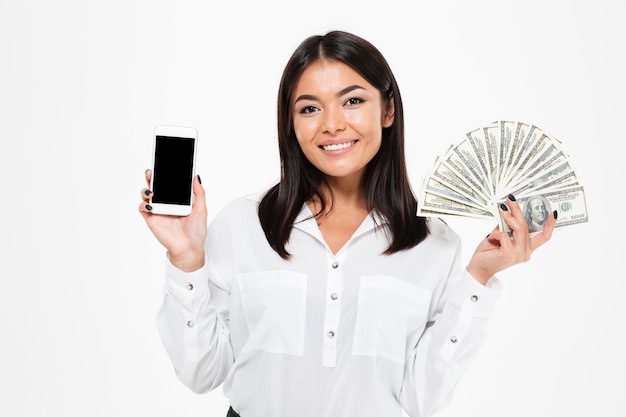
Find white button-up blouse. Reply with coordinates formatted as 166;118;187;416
156;192;502;417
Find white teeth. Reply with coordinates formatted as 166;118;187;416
322;141;355;151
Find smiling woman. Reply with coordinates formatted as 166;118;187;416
260;31;427;260
139;30;555;417
289;59;397;252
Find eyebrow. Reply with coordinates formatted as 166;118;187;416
294;84;366;103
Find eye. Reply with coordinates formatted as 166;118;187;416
298;105;319;114
344;97;364;107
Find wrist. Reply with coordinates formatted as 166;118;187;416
168;250;205;272
466;264;492;286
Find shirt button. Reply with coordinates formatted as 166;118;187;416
330;293;338;300
186;283;194;291
186;320;195;328
470;294;478;302
331;262;339;269
450;336;458;343
327;331;335;339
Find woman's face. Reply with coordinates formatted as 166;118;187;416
291;59;394;183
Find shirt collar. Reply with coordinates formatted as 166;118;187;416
246;190;389;238
292;203;388;239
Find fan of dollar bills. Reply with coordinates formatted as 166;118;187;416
416;120;589;234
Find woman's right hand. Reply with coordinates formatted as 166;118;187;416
138;169;207;272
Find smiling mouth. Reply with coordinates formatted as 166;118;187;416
320;140;358;151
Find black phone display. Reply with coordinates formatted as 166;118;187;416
152;135;195;205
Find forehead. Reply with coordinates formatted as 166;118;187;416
294;59;375;96
530;199;544;206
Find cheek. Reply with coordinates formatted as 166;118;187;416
293;126;316;158
295;136;310;156
349;111;384;138
293;118;315;143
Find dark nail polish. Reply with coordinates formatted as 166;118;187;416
553;210;558;220
197;175;202;184
508;194;516;202
146;204;152;211
486;233;491;238
144;189;152;196
500;203;509;211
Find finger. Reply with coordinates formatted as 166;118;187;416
141;187;152;201
505;194;524;219
499;198;536;263
505;196;529;233
142;169;154;202
485;225;500;242
191;175;207;214
499;201;524;235
141;169;154;201
545;210;557;236
138;200;153;217
501;196;532;246
494;228;514;253
530;210;557;250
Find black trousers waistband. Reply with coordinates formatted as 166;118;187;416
227;406;241;417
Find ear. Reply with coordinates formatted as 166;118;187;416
382;93;395;128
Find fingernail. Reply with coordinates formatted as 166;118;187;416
146;204;152;211
486;233;491;238
553;210;558;220
197;175;202;184
144;189;152;196
145;168;150;174
500;203;509;211
508;194;516;202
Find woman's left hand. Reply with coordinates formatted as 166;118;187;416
466;195;556;285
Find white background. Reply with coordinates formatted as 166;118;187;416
1;0;623;416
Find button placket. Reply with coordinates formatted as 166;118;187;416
322;254;343;367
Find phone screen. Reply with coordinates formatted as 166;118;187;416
152;135;195;205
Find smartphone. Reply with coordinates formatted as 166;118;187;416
149;125;198;216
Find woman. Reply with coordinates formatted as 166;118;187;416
139;30;556;417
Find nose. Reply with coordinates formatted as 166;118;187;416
321;106;346;135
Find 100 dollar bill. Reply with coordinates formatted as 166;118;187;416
498;185;589;235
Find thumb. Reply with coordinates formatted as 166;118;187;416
192;174;207;214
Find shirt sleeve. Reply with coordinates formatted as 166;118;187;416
399;240;502;417
155;220;235;394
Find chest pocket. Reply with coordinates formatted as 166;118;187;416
352;275;432;363
236;271;307;356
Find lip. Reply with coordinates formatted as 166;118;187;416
318;139;358;153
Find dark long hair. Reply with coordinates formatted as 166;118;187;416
258;30;428;259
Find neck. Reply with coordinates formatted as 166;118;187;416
319;176;366;208
308;184;367;228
